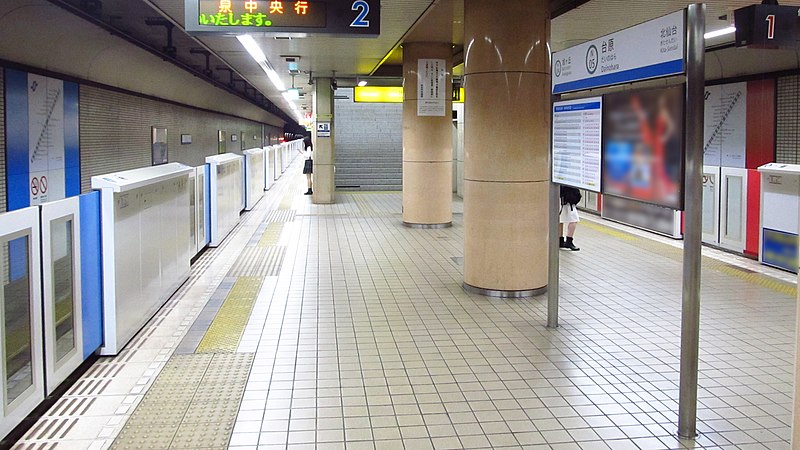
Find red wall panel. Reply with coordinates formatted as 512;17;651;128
746;79;776;169
745;168;762;258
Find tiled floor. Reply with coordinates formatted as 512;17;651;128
13;161;798;450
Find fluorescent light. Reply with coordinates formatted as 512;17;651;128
705;26;736;40
265;65;286;91
238;34;287;91
282;91;294;103
357;80;368;87
237;35;266;62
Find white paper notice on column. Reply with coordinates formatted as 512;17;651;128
417;59;446;117
703;82;747;168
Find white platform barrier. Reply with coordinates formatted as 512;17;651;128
264;147;273;191
189;166;209;256
91;163;193;355
0;206;44;439
206;153;244;247
244;148;266;211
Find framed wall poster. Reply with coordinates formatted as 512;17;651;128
152;127;168;165
231;133;238;142
181;134;192;145
218;130;226;154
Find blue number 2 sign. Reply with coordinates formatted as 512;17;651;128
351;0;370;28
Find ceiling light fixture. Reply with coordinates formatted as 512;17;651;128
704;26;736;39
357;79;368;87
237;34;286;91
237;34;266;62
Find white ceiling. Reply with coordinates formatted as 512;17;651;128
141;0;800;122
147;0;437;118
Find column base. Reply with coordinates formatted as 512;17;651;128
402;222;452;229
463;282;546;299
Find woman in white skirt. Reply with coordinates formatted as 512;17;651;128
559;186;581;251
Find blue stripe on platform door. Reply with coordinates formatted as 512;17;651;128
80;191;104;357
64;81;80;197
5;68;30;212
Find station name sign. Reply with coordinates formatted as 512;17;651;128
185;0;380;36
552;11;685;94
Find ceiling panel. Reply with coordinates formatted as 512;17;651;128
146;0;436;119
106;0;800;122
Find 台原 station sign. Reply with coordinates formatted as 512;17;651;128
552;11;685;94
185;0;380;36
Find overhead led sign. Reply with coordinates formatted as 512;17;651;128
353;86;403;103
185;0;380;36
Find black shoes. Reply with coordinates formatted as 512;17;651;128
304;189;313;195
563;237;580;251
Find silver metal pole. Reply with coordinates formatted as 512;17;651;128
678;3;705;440
547;181;560;328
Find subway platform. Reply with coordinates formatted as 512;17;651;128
12;161;797;450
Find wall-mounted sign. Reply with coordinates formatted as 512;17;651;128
317;121;331;137
185;0;380;36
218;130;227;154
181;134;193;144
417;59;447;117
152;127;168;165
552;10;685;94
5;69;80;210
551;97;603;192
735;4;799;49
354;86;403;103
704;83;747;168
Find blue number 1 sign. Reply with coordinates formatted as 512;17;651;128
351;0;370;27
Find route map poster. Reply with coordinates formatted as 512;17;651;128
5;69;80;210
703;82;747;168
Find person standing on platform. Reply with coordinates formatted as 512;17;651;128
300;137;313;195
559;186;581;251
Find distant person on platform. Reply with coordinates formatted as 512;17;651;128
559;186;581;251
299;137;313;195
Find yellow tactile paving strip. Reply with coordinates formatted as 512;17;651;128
278;190;294;210
584;219;797;297
257;222;283;247
195;276;263;354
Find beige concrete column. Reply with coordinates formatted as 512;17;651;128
313;77;335;204
463;0;550;295
402;42;453;227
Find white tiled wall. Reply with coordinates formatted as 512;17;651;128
777;75;799;164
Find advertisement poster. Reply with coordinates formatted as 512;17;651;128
552;97;603;192
704;82;747;167
603;85;685;210
417;58;446;117
152;127;168;165
5;69;79;210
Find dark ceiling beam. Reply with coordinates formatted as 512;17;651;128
551;0;592;18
